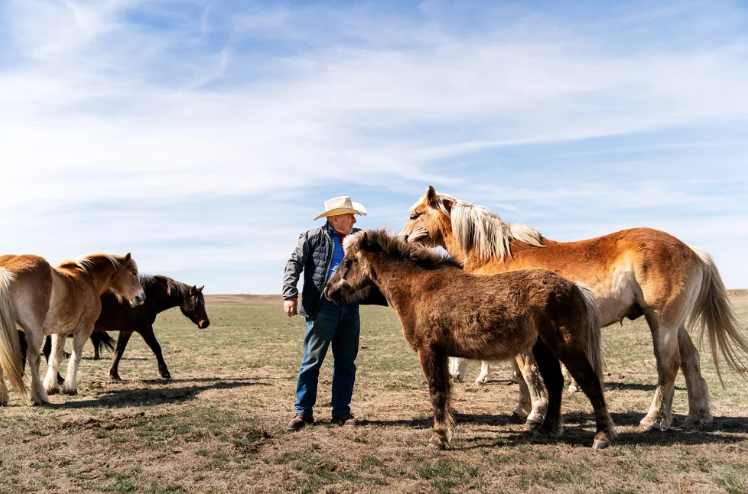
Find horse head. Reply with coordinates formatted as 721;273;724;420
109;253;146;307
399;185;454;249
180;284;210;329
324;232;377;303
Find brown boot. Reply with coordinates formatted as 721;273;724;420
287;413;314;431
331;413;359;427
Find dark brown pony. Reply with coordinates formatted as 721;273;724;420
0;253;144;405
324;230;615;450
22;275;210;382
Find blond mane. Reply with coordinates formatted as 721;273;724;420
434;192;544;261
60;254;126;273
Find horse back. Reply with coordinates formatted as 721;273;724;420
0;255;54;318
467;227;700;325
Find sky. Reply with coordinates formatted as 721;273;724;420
1;0;747;293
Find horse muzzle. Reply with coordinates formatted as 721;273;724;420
131;292;146;307
324;281;352;302
198;319;210;329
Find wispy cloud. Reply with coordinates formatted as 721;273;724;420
1;0;746;291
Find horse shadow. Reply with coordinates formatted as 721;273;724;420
366;411;748;449
48;378;267;409
603;381;687;392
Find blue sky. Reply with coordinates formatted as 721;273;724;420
1;0;747;293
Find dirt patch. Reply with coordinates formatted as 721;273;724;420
2;298;748;493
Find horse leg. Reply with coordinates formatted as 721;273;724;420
553;345;616;449
510;357;531;424
475;360;491;384
562;364;580;393
43;334;64;395
41;335;64;385
419;346;454;449
515;352;548;431
448;357;469;382
639;312;681;432
139;326;171;379
531;341;564;440
21;328;48;405
678;325;712;428
109;331;133;381
63;328;93;394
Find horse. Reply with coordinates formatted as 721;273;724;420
21;274;209;383
400;186;748;432
0;253;144;405
324;229;616;450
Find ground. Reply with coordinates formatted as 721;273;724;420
1;293;748;493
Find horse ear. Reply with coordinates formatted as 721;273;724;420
359;231;370;249
197;285;204;292
124;252;131;263
426;185;438;205
190;285;197;295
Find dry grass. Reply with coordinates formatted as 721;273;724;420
1;295;748;493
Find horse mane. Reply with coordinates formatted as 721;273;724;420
60;254;126;273
140;274;192;300
346;229;459;270
433;192;545;261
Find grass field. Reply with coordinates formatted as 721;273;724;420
1;294;748;493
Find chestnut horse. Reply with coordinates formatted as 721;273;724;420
325;230;615;450
24;274;209;383
0;253;144;405
400;186;748;432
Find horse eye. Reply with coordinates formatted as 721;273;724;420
410;213;420;220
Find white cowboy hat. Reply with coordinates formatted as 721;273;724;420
314;196;368;220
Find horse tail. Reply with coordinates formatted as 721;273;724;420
0;269;27;395
689;248;748;385
577;282;604;380
91;332;116;354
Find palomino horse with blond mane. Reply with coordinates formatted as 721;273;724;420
400;186;748;432
0;253;144;405
325;229;615;449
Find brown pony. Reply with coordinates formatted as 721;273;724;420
0;253;144;405
324;230;615;450
400;186;748;432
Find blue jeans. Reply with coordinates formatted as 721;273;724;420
294;299;360;417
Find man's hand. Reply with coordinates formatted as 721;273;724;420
284;298;298;317
407;227;429;243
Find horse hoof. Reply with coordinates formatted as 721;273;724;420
428;440;446;450
510;412;527;424
638;417;670;432
568;384;580;393
525;418;544;432
160;372;172;379
61;388;78;396
110;375;122;382
683;414;712;430
593;439;611;450
45;387;60;396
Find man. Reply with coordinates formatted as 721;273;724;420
282;196;369;431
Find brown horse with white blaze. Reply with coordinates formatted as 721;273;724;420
0;253;144;405
325;230;615;450
400;186;748;432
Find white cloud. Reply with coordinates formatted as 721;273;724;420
1;0;747;291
